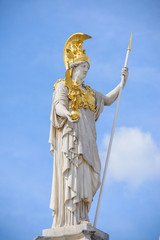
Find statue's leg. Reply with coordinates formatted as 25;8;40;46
77;158;92;224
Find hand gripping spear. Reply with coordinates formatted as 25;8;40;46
93;32;133;228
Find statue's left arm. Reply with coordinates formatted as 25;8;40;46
103;67;128;106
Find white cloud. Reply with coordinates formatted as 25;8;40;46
101;127;160;187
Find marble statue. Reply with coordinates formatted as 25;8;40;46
48;33;128;228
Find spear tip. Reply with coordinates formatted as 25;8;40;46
127;32;133;51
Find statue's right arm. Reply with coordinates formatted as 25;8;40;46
54;81;78;123
55;103;70;118
55;103;78;123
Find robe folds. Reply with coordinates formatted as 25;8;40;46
49;81;104;227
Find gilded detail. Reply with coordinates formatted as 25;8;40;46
53;70;95;120
64;69;95;119
63;33;91;69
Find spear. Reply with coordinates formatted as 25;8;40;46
93;32;133;228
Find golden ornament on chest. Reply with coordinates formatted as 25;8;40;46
65;70;96;120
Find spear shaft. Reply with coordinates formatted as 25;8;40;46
93;32;133;228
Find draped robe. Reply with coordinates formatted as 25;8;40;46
49;81;104;227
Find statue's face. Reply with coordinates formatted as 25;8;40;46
74;62;89;80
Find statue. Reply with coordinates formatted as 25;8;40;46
48;33;128;228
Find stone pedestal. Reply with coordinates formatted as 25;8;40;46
34;223;109;240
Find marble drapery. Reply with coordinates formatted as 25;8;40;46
49;81;104;227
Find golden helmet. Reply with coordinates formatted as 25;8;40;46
63;33;92;69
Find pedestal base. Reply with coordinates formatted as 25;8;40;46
34;224;109;240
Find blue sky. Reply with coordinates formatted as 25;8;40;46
0;0;160;239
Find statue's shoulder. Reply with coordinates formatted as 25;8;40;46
53;78;65;90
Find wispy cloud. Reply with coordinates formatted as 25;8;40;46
100;127;160;187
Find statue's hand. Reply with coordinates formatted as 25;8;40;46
121;67;128;87
65;111;79;123
56;104;79;123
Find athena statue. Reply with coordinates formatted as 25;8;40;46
49;33;128;227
